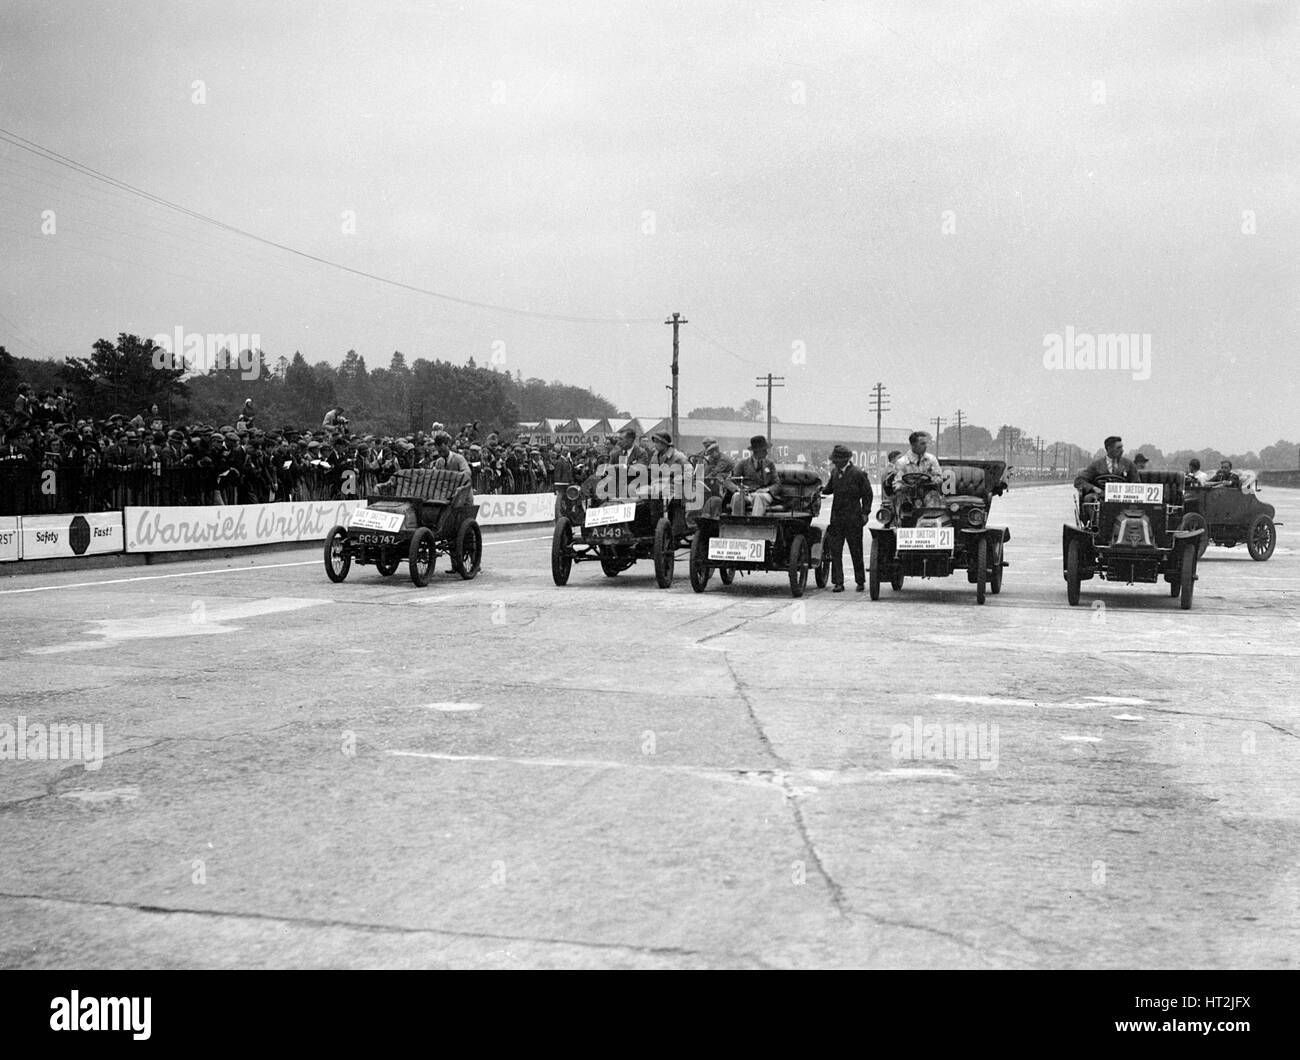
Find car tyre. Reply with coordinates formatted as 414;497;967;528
453;520;482;580
409;527;435;587
689;532;711;592
551;517;573;586
375;550;400;577
1066;538;1082;606
324;526;351;582
653;516;675;589
1179;544;1197;609
974;536;987;605
789;534;809;598
869;537;882;600
1247;514;1276;561
718;566;735;585
989;537;1003;594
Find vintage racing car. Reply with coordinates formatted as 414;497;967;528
868;460;1010;604
688;469;824;597
1062;470;1203;609
1181;472;1279;561
323;468;482;586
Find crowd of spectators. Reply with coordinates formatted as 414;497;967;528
0;387;654;515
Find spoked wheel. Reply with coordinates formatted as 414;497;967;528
452;519;482;580
814;546;829;589
323;526;351;582
689;533;712;592
1179;513;1209;559
868;537;882;600
974;536;988;605
1247;515;1276;561
789;534;809;598
1179;545;1197;610
653;516;675;589
551;517;573;586
1066;538;1082;606
600;551;624;577
718;566;735;585
989;538;1003;594
408;527;436;587
375;550;400;577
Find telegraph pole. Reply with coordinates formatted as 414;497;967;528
754;373;785;442
869;382;890;466
664;312;687;441
952;408;965;460
932;416;946;457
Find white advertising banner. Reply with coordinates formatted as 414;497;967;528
474;492;556;526
19;512;124;560
124;500;364;553
0;517;19;562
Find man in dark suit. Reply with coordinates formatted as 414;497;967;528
822;444;873;592
1074;435;1140;502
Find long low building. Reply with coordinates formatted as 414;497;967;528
644;417;915;469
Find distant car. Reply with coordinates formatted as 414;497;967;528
689;469;825;598
869;460;1011;605
323;468;482;586
1181;474;1279;560
1062;470;1203;609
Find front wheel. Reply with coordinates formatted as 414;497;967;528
452;519;482;580
551;517;573;586
323;526;351;582
1247;515;1276;561
989;538;1003;594
1066;538;1082;606
689;533;711;592
974;536;987;605
868;537;881;600
789;534;809;598
1179;545;1196;610
653;516;675;589
1179;512;1209;559
409;527;436;587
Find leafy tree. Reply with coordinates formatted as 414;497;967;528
740;398;765;422
61;333;188;420
687;405;744;420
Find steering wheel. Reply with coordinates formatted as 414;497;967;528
1092;473;1125;485
900;472;935;486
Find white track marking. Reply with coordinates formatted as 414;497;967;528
1111;714;1145;721
59;786;141;805
415;702;483;712
1059;735;1102;742
0;534;551;595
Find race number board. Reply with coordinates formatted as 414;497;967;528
708;538;766;562
1104;483;1163;504
585;502;637;527
348;509;405;533
895;527;954;550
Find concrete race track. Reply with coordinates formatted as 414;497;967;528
2;484;1298;969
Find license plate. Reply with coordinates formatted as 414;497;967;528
349;509;404;533
587;525;628;539
354;532;395;546
585;502;637;527
895;527;953;550
708;538;766;562
1104;483;1162;504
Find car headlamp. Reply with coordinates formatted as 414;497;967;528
565;485;581;501
967;508;985;526
948;502;960;513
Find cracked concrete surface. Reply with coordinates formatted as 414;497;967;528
1;485;1298;968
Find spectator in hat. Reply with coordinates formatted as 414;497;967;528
881;450;902;494
822;444;873;592
731;435;779;516
696;437;736;510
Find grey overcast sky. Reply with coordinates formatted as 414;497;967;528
1;0;1296;451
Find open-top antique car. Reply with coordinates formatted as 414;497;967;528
1181;473;1279;561
551;465;705;588
1062;470;1203;609
323;468;482;586
688;469;825;597
868;459;1010;604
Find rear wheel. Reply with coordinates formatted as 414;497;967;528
1247;514;1276;561
974;536;988;605
375;551;400;577
814;546;829;589
653;516;675;589
409;528;435;587
599;554;623;577
890;567;904;591
1169;573;1181;596
868;538;881;600
989;538;1003;594
323;526;351;582
452;520;482;580
1180;544;1197;609
789;534;809;598
1066;538;1082;606
718;566;735;585
689;533;711;592
551;517;573;586
1179;512;1209;559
